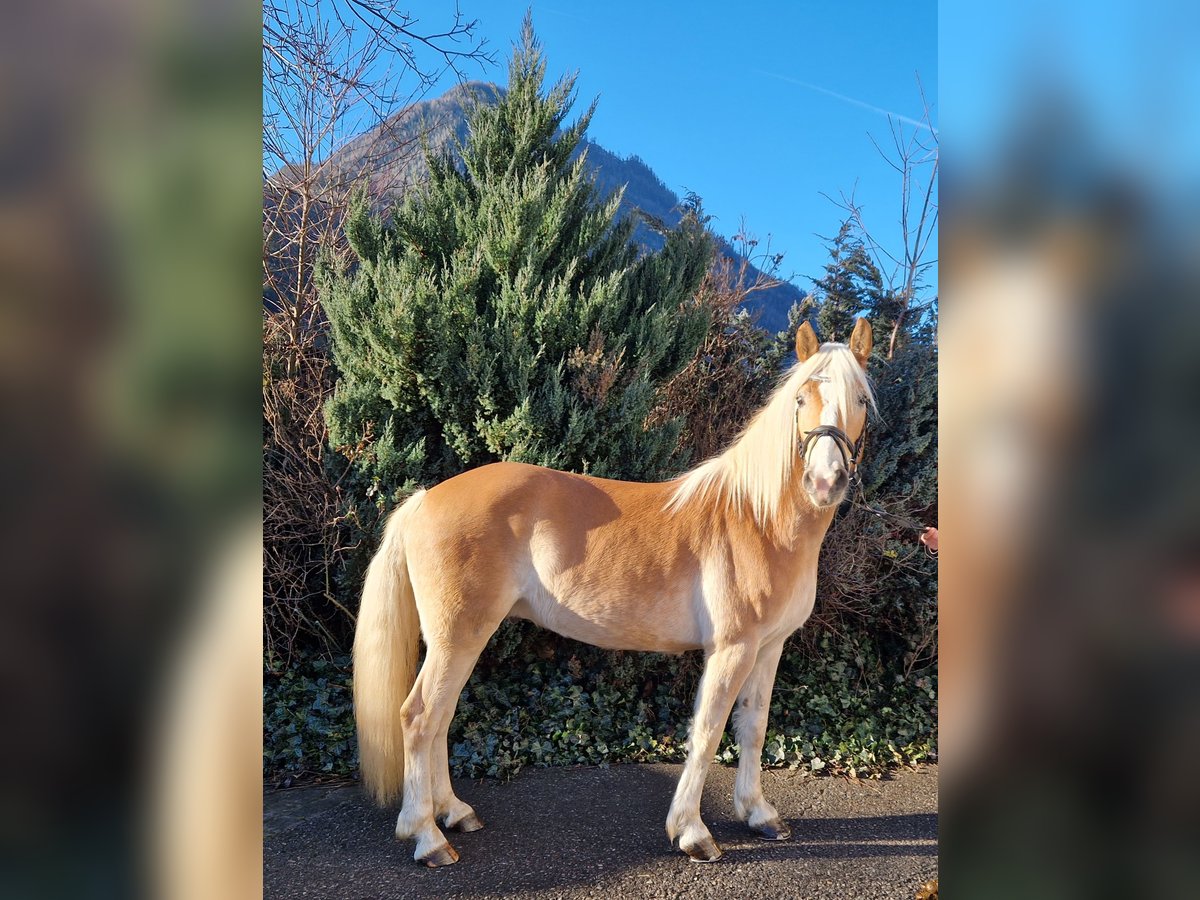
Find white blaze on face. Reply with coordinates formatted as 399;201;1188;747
816;378;846;468
802;377;848;505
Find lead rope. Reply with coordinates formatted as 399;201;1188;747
847;478;938;561
846;475;933;542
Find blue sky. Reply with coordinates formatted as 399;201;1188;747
318;1;938;299
940;0;1200;201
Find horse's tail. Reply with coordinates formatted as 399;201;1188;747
353;489;426;806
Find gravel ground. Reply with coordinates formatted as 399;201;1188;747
264;762;937;899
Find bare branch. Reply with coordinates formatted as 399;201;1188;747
263;0;496;369
826;78;938;359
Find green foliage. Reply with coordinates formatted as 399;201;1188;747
861;312;938;509
263;629;934;783
263;217;938;784
720;632;935;777
320;21;714;515
446;625;696;778
784;219;938;664
264;656;356;778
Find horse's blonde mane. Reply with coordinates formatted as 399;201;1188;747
666;342;875;531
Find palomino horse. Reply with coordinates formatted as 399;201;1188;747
354;318;876;866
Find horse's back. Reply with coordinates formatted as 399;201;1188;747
419;461;616;529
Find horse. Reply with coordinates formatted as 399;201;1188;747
353;317;876;867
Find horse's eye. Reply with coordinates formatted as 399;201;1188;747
795;395;805;407
857;394;868;406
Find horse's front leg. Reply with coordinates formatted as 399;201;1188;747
732;636;790;840
667;642;756;862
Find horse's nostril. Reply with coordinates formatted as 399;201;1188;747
834;469;848;489
806;472;837;498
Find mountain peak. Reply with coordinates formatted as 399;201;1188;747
318;82;804;331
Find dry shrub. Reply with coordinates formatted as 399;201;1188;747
263;315;358;668
652;252;785;461
567;327;625;404
801;492;937;683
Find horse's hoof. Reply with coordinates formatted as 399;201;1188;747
418;843;459;868
681;835;723;863
753;819;791;841
449;812;484;833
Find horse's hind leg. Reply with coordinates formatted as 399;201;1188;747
394;637;488;866
667;642;757;862
732;636;790;840
431;685;483;833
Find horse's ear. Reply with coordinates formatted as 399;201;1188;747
795;321;819;363
849;317;873;368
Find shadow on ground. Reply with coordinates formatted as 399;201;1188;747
264;763;937;900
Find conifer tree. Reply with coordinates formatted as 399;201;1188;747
319;19;714;504
806;219;884;344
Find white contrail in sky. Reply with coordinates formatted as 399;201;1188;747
753;69;937;135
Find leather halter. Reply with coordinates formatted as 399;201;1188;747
795;384;866;485
798;424;865;484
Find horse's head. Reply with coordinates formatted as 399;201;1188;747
793;318;874;509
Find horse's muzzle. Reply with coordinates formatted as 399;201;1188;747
803;467;849;508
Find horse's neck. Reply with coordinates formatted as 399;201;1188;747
761;470;836;551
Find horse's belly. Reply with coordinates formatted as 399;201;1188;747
508;588;702;654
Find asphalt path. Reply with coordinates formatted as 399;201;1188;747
264;763;937;899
